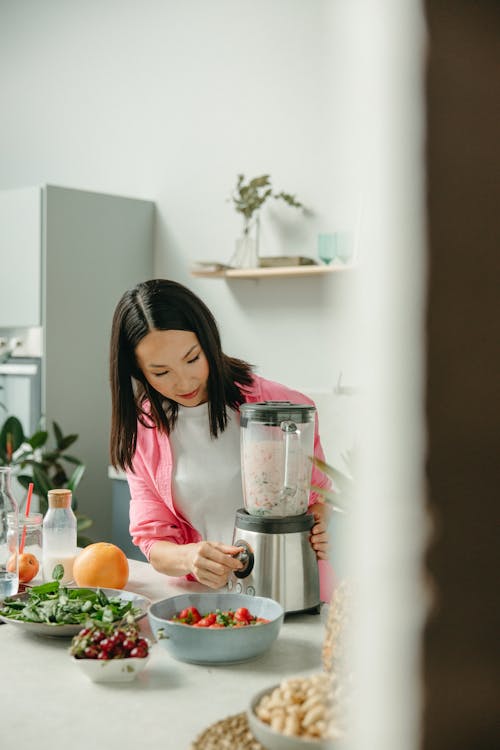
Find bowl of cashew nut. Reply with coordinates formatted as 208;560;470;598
248;671;346;749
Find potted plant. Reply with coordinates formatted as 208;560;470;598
311;446;356;513
229;174;303;268
0;415;93;546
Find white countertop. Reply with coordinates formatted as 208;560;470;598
1;557;326;749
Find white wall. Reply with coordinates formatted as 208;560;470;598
0;0;360;470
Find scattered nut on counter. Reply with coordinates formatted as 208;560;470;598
254;672;346;741
191;712;264;750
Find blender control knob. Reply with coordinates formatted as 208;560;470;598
237;550;249;566
233;540;254;579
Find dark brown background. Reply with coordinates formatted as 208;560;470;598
424;1;500;748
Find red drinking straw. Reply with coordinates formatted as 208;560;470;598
19;482;34;554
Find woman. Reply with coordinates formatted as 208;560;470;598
110;279;333;596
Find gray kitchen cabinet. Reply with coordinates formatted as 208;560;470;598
109;471;145;562
0;184;155;541
0;187;42;326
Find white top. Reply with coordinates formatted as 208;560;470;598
169;402;244;544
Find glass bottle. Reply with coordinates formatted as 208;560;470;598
42;489;77;584
0;466;19;599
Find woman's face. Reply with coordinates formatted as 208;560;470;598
135;329;209;406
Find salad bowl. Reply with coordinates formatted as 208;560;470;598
148;591;284;665
0;585;150;638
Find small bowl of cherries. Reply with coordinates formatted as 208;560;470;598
70;614;150;683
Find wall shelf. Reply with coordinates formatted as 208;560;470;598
191;263;356;280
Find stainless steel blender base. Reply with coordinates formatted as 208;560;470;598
229;510;320;613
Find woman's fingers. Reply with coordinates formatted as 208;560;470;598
209;542;245;571
190;541;243;586
310;515;330;560
195;568;227;588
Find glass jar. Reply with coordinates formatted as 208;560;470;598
0;466;19;599
19;513;43;570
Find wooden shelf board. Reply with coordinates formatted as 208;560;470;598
191;263;356;279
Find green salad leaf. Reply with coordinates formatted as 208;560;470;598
0;579;139;626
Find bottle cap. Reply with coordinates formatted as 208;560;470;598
47;489;72;508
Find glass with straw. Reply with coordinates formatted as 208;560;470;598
17;483;42;586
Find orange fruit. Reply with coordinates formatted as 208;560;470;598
73;542;129;589
7;552;40;583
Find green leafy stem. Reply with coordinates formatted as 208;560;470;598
230;174;303;233
310;452;356;513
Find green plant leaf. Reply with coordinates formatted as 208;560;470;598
59;434;78;450
0;416;25;455
311;484;347;513
52;421;64;449
52;467;68;487
67;463;86;492
32;464;54;498
311;456;353;484
41;450;61;462
274;191;303;209
310;455;355;512
16;474;34;490
76;515;93;532
249;175;271;188
61;453;82;465
77;534;94;547
28;430;48;449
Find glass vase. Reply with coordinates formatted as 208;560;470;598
230;216;260;268
0;466;19;599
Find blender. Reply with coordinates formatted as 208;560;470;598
228;401;320;613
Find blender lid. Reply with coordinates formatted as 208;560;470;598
240;401;316;426
234;509;315;533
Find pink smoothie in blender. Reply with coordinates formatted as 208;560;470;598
240;402;316;517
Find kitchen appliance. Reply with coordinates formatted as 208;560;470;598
228;401;320;614
0;329;42;436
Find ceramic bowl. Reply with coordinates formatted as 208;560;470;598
148;592;284;665
248;683;336;750
72;655;149;683
0;587;151;638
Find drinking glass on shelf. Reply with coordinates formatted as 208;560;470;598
336;232;353;264
317;233;337;265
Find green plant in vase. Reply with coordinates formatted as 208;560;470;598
229;174;303;267
0;415;93;546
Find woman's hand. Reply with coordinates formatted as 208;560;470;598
309;502;331;561
186;541;244;589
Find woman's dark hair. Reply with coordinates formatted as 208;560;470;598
110;279;254;470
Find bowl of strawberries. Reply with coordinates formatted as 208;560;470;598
148;592;284;665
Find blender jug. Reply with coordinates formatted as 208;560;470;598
240;401;316;517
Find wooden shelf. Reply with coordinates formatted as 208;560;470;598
191;263;356;280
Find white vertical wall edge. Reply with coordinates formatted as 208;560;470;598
338;2;428;750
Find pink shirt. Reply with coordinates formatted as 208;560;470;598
126;374;334;601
